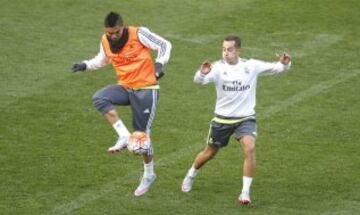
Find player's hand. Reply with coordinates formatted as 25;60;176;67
200;60;212;75
71;63;87;72
277;52;291;65
155;62;164;80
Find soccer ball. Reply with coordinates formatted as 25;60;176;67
127;131;151;155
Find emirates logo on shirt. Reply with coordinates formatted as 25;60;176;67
222;81;250;92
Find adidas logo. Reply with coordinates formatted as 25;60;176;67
143;109;150;114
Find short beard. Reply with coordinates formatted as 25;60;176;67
107;27;129;53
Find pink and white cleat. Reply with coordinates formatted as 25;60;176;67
181;175;195;193
107;136;128;154
238;192;251;205
134;174;157;196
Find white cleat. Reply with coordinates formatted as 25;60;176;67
181;175;194;193
107;136;128;154
238;192;251;205
134;174;157;196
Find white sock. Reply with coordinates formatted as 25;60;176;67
241;176;253;194
187;165;199;178
144;160;154;178
112;120;130;137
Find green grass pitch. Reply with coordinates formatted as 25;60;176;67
1;0;359;214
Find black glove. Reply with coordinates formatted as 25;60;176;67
71;63;87;72
155;62;164;80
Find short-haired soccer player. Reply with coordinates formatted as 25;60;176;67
181;35;291;204
71;11;171;196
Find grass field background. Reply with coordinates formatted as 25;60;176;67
1;0;359;214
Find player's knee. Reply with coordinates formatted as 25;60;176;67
92;94;105;109
244;145;255;159
204;147;218;159
92;93;112;114
205;151;215;160
241;137;255;155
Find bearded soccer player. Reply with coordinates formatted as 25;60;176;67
71;11;171;196
181;35;291;204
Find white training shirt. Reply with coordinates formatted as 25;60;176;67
84;27;172;70
194;58;291;118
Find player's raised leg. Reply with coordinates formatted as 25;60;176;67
92;85;131;153
105;110;130;153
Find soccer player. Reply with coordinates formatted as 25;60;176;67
71;11;171;196
181;35;291;204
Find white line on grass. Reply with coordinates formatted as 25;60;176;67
49;143;202;215
48;69;359;215
241;33;344;60
260;69;360;118
164;32;222;45
291;33;344;58
319;200;360;215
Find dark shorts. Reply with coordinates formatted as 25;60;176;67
92;84;159;133
207;119;257;148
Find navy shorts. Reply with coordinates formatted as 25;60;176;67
92;84;159;133
207;119;257;148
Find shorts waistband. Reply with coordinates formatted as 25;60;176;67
213;115;256;124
